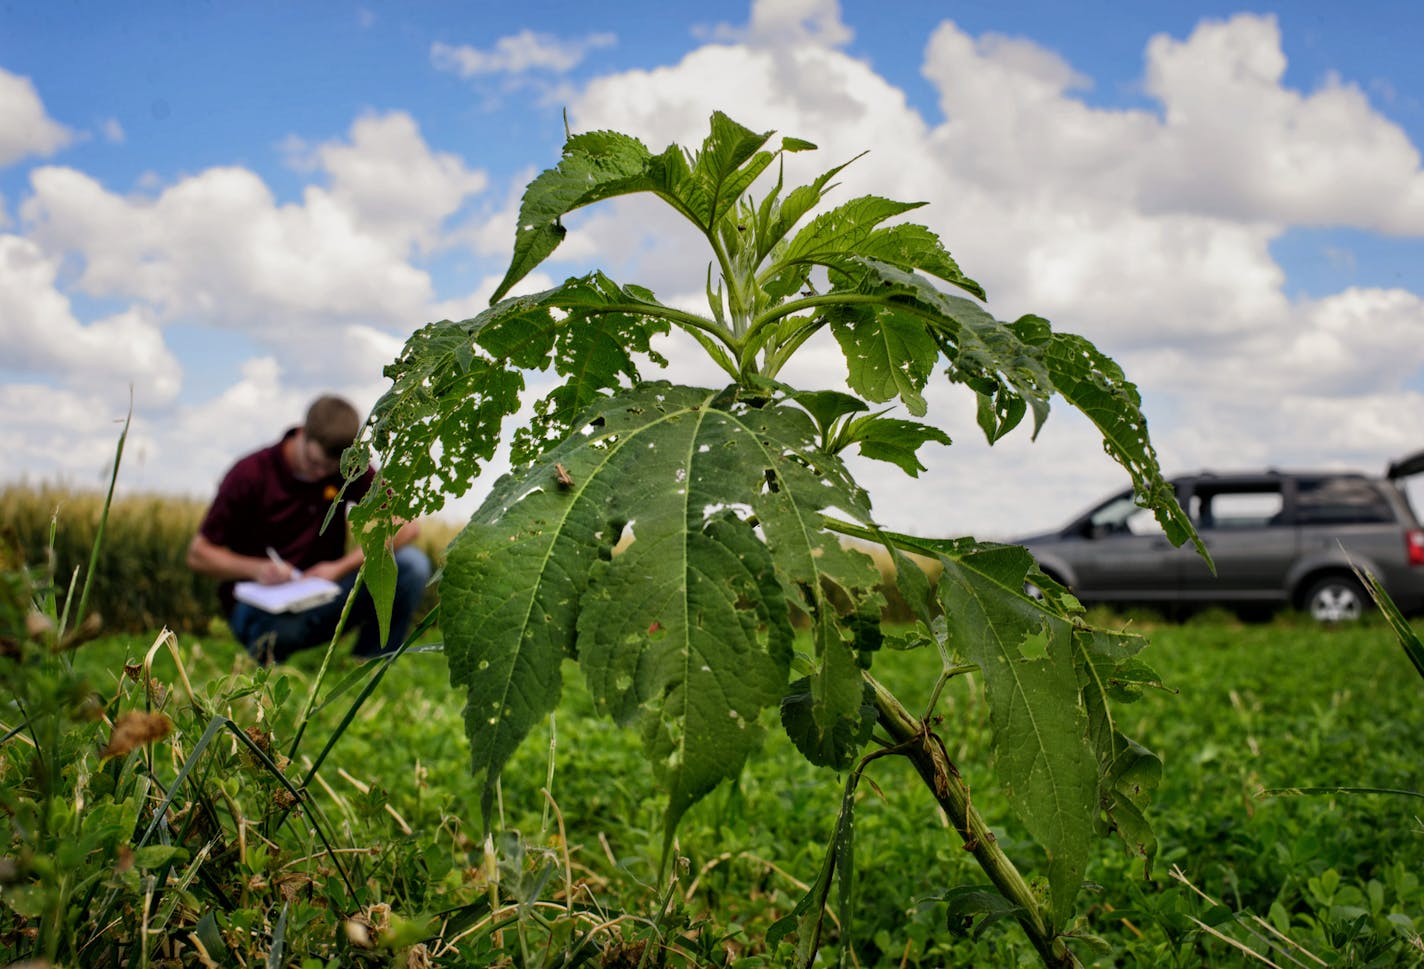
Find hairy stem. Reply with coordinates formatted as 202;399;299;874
864;672;1081;969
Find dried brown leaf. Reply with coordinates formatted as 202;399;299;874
100;711;173;759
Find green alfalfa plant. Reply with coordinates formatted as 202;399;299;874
1264;562;1424;808
347;111;1205;967
1247;565;1424;964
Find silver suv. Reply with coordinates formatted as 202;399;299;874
1015;458;1424;621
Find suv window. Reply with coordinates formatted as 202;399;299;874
1295;476;1394;525
1190;485;1284;530
1088;494;1164;536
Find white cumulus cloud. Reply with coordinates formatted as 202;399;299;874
19;111;488;349
4;108;498;499
20;163;433;333
0;234;181;404
0;384;142;490
1140;14;1424;230
0;67;74;167
701;0;854;48
431;30;616;78
293;111;488;254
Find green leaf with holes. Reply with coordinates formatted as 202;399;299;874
843;415;951;476
348;270;671;564
1042;330;1205;559
492;111;812;302
441;381;879;837
935;540;1096;931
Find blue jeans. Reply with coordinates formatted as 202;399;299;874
230;546;433;664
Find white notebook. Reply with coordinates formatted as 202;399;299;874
233;576;342;613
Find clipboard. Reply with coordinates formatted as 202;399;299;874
233;576;342;613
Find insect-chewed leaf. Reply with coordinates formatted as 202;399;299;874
779;195;925;269
442;512;588;828
833;257;1053;432
826;300;938;416
353;309;534;524
660;110;777;231
442;381;880;834
933;540;1096;932
728;400;885;782
1098;734;1162;871
493;128;655;302
1042;331;1205;561
511;272;672;463
780;659;876;770
856;222;985;300
350;272;671;565
493;112;793;302
1073;627;1163;873
581;510;792;837
844;415;952;477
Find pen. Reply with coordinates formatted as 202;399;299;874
266;546;301;579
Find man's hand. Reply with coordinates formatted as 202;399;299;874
188;533;299;585
256;559;296;585
305;560;346;582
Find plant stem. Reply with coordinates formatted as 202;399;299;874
744;291;886;348
864;672;1082;969
706;228;748;340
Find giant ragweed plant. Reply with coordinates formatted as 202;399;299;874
347;112;1202;967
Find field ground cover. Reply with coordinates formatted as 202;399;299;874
6;604;1422;966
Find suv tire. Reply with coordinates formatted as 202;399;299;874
1303;575;1367;623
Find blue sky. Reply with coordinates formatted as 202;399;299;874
4;1;1423;538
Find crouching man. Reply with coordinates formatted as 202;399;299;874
187;394;432;663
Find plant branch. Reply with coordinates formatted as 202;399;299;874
704;229;749;340
864;672;1081;968
744;292;887;348
758;315;826;381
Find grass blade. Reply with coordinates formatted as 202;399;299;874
267;901;289;969
285;565;366;761
1351;561;1424;681
72;398;132;634
136;714;228;848
1262;785;1424;801
299;606;440;792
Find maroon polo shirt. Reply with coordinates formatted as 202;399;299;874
198;428;375;614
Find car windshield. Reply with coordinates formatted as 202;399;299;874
1089;495;1163;536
